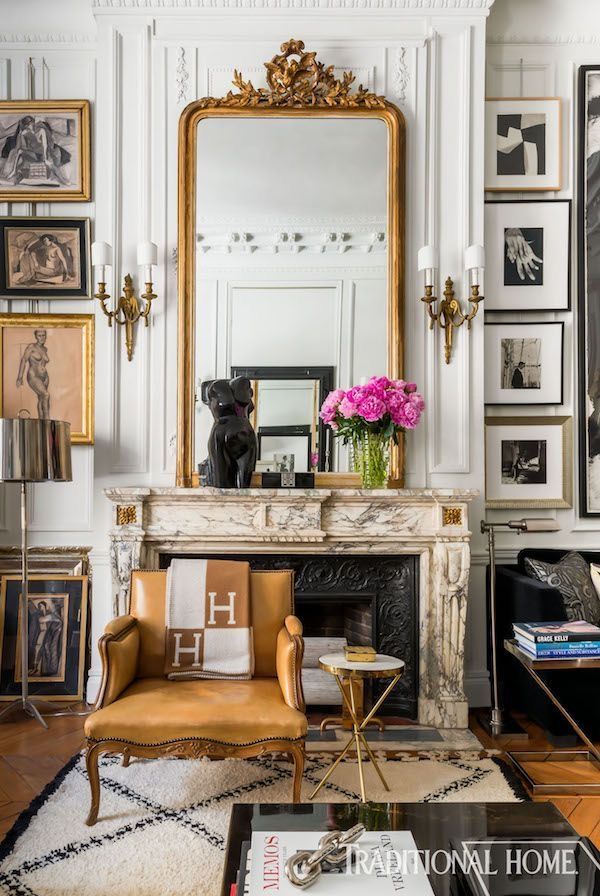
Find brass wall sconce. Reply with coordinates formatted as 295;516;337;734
91;241;158;361
418;244;485;364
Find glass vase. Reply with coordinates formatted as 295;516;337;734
352;431;390;489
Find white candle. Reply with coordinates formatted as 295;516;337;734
137;241;157;283
465;244;485;286
91;241;112;283
417;245;439;288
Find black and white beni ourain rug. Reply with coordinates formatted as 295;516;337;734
0;750;527;896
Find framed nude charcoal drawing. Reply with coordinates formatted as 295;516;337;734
484;200;570;311
0;313;94;445
578;66;600;516
0;217;91;299
0;100;91;202
484;321;564;406
485;416;572;509
0;575;89;702
485;98;561;191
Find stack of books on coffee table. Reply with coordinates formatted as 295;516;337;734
513;620;600;659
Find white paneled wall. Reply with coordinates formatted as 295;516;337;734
0;0;492;706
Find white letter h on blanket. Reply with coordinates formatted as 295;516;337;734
172;632;203;667
207;591;237;625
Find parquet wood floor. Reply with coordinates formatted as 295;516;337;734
0;708;598;851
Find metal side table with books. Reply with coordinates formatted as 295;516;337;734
504;638;600;795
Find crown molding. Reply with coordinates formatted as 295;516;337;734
92;0;493;10
487;32;600;45
0;32;96;44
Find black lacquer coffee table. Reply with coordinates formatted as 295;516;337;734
221;802;576;896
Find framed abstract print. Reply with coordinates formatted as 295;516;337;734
578;66;600;516
0;575;89;702
484;321;564;406
0;217;91;299
0;100;90;201
0;313;94;445
484;200;570;311
485;416;572;509
485;98;561;191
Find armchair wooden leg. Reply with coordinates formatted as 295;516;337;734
85;742;102;826
290;742;305;803
122;751;130;768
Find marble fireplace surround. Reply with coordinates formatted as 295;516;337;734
105;487;477;729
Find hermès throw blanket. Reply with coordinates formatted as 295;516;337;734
165;559;253;679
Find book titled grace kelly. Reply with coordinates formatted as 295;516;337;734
248;830;435;896
513;621;600;644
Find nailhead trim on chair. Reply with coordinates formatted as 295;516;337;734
87;734;305;748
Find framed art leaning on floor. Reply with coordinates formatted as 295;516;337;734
0;575;89;702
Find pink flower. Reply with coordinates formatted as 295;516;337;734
319;389;345;423
345;385;364;405
401;401;421;428
387;391;408;426
392;379;407;391
408;391;425;413
339;396;358;419
405;382;418;394
357;395;386;422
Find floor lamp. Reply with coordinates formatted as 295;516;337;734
479;517;560;739
0;418;72;729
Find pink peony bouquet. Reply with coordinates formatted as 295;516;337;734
320;376;425;444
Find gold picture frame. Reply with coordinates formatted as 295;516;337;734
485;415;572;509
0;575;89;702
176;40;406;488
0;313;94;445
0;100;91;202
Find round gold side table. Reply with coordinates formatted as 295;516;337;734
309;652;405;803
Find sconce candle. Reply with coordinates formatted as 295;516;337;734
417;245;439;288
91;240;112;283
465;243;485;287
137;241;158;283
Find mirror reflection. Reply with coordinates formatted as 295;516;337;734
194;116;389;473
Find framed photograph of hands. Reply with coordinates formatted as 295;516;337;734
484;199;571;311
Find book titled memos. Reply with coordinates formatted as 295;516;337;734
514;620;600;644
248;830;435;895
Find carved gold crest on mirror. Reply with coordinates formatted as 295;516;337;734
177;40;405;488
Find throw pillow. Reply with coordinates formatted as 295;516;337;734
591;563;600;604
524;551;600;626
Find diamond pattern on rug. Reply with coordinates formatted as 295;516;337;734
0;751;526;896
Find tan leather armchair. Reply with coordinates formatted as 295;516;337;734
84;569;306;825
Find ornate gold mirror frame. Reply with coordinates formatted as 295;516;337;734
176;40;405;488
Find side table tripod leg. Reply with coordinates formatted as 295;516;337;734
355;729;366;802
359;731;389;791
308;734;355;800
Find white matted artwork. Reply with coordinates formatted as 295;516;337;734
485;416;572;509
484;322;564;405
485;98;561;191
484;200;570;311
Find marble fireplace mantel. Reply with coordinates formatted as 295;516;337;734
105;487;477;728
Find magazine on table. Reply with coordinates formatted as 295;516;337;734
247;830;434;895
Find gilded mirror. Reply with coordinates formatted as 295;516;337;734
177;40;405;487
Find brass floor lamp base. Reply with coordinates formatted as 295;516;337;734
0;696;48;729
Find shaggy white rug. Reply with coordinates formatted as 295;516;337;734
0;751;526;896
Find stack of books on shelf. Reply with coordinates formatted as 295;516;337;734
513;620;600;659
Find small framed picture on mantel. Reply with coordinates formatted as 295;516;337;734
485;97;561;191
485;416;572;509
484;199;571;312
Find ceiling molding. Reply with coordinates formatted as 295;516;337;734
487;33;600;45
92;0;493;10
0;32;96;44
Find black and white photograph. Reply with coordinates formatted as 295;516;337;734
503;226;543;285
0;575;88;701
484;322;563;405
0;217;91;298
485;200;570;311
578;66;600;515
501;439;547;485
485;416;572;509
0;101;90;201
485;98;561;191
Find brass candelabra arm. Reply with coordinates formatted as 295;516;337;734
421;285;438;330
94;274;156;361
464;283;484;328
140;283;156;327
94;282;114;327
420;276;483;364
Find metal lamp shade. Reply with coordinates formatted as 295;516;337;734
0;418;72;482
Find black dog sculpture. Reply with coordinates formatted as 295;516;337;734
201;377;257;488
